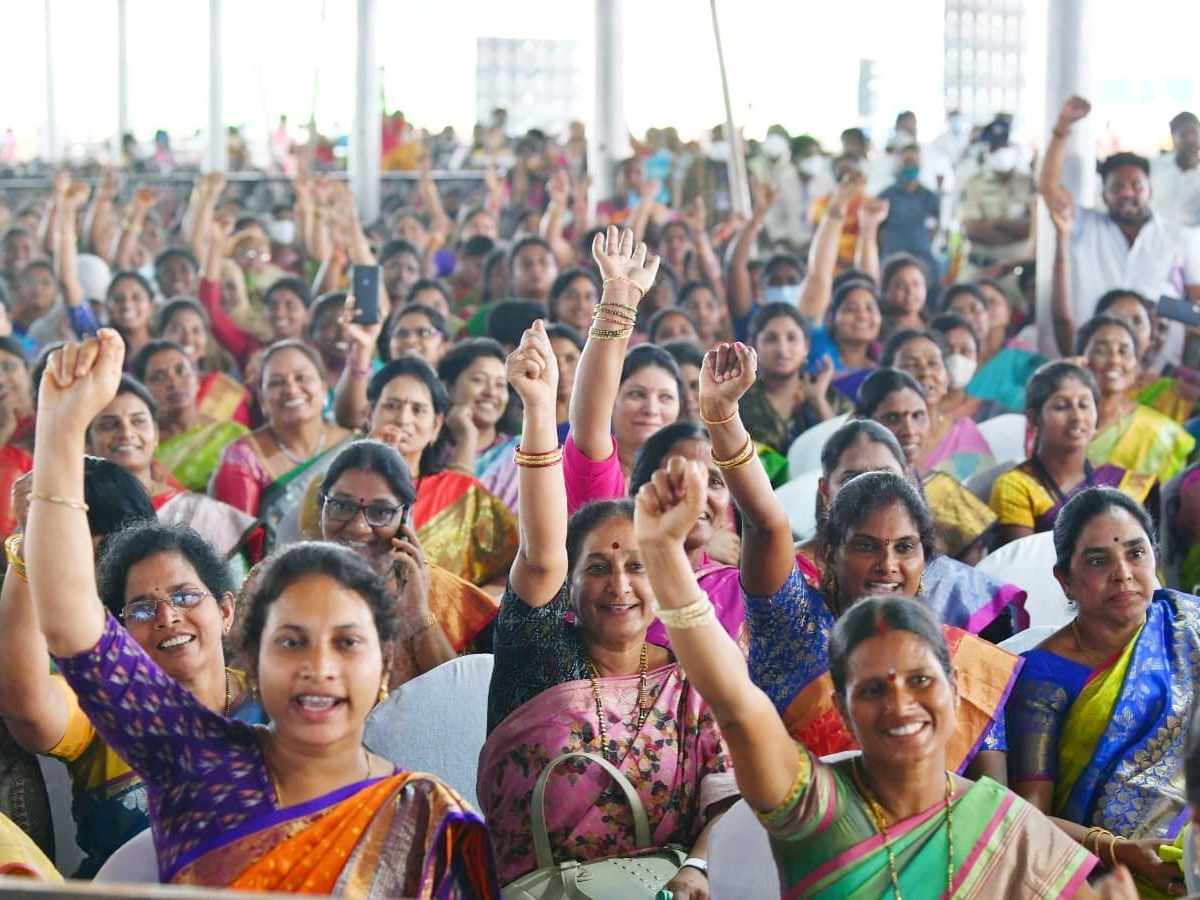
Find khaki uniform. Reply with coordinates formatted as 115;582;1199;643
960;170;1035;266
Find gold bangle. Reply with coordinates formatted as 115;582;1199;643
28;492;89;512
596;299;638;316
711;435;756;470
594;302;637;320
588;327;634;341
592;312;637;328
1106;835;1124;869
412;612;438;636
514;446;563;468
602;275;647;300
700;405;739;426
5;534;27;582
121;219;143;236
654;591;717;629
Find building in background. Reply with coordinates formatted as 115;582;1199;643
475;37;583;137
943;0;1027;129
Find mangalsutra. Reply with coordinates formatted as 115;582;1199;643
270;426;327;466
586;644;649;762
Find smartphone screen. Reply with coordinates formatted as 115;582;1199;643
352;265;382;325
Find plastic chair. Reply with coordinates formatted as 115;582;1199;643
92;828;158;884
708;799;779;900
775;470;821;542
976;413;1027;463
965;460;1018;503
785;413;850;481
997;625;1056;655
976;533;1070;630
364;654;494;810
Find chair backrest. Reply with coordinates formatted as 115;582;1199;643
976;413;1027;463
997;625;1056;655
976;532;1069;629
36;756;81;878
785;413;850;481
363;654;494;810
92;828;158;884
708;799;780;900
965;459;1018;503
774;470;822;542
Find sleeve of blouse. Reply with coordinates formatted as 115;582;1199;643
1005;654;1069;782
745;564;834;712
211;439;265;516
52;613;257;786
989;470;1037;528
757;746;836;843
199;277;254;361
980;707;1008;753
563;433;626;515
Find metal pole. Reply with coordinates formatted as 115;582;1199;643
1034;0;1092;356
43;0;59;163
207;0;228;172
590;0;625;211
350;0;381;223
709;0;750;217
116;0;130;164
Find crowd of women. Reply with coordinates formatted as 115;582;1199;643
0;109;1194;898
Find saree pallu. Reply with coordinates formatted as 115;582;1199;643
1051;591;1200;842
966;345;1048;414
766;756;1094;900
1137;375;1200;424
153;479;256;559
1031;462;1156;533
0;443;32;539
477;665;738;885
255;439;351;554
646;557;742;650
924;471;997;558
923;417;996;483
156;419;249;493
172;772;498;898
739;380;854;462
196;371;250;425
477;436;520;513
0;725;52;864
1088;405;1195;483
412;470;518;587
0;811;61;882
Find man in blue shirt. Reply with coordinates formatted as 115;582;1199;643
878;143;940;275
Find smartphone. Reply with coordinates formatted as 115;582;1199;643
352;264;382;326
398;504;412;541
1157;295;1200;327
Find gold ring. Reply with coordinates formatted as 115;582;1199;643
514;352;526;362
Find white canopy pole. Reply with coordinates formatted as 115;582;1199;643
709;0;750;217
590;0;626;209
207;0;228;172
350;0;381;223
115;0;130;164
43;0;59;163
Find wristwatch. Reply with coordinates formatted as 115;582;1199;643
679;857;708;875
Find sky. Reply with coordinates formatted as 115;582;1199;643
4;0;1200;161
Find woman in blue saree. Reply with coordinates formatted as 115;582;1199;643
1007;486;1197;898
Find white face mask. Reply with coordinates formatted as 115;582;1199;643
762;134;789;160
268;219;297;245
987;146;1019;174
797;156;824;177
945;353;978;390
764;284;802;305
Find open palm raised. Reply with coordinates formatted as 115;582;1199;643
591;226;661;299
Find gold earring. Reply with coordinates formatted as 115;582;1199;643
378;681;389;704
917;575;927;597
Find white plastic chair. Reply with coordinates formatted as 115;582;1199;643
976;413;1027;463
775;470;822;542
976;533;1071;630
364;654;493;810
965;459;1018;503
708;799;780;900
785;413;850;482
92;828;158;884
998;625;1056;655
36;756;81;877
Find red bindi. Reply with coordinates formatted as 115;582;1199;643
611;542;620;550
887;668;898;681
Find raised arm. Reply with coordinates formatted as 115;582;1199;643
541;170;577;268
1039;96;1091;210
56;181;90;310
634;457;800;813
84;169;120;255
699;344;796;595
1049;197;1078;356
0;474;70;752
27;331;126;657
567;226;661;461
332;295;382;430
628;178;661;246
799;173;864;321
853;196;889;285
38;171;68;255
725;184;774;321
681;197;725;300
507;320;568;607
111;187;158;270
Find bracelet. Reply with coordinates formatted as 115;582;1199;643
596;299;638;317
514;445;564;468
592;311;637;329
5;534;26;582
589;326;634;341
28;492;89;512
412;612;438;636
601;275;647;300
654;591;717;630
700;405;739;426
711;435;756;470
1052;127;1070;139
678;857;708;876
121;219;143;235
1106;834;1124;869
1082;826;1104;855
348;362;372;378
594;302;638;321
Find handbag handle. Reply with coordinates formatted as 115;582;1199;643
529;750;652;869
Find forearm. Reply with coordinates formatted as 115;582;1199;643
541;202;575;268
511;403;568;604
38;199;58;256
333;356;372;430
410;617;457;674
199;277;254;360
568;282;641;459
963;221;1014;245
0;563;67;751
1051;232;1076;356
57;208;84;308
447;435;478;474
853;218;880;284
112;207;148;269
26;413;104;657
800;209;845;320
693;231;723;293
725;220;762;318
629;200;654;246
1039;129;1071;202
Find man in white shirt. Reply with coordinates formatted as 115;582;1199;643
1150;112;1200;227
1040;96;1200;364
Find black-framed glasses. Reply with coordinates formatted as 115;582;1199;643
121;590;210;624
321;493;405;529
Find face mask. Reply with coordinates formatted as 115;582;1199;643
987;146;1019;173
945;353;977;390
764;284;801;305
707;141;731;163
268;219;297;245
797;156;823;177
899;165;921;183
949;116;964;135
137;263;156;284
762;134;789;159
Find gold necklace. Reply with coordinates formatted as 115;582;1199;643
852;760;954;899
267;746;372;806
1071;616;1124;666
586;644;649;762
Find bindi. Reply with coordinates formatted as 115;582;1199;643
887;668;897;681
611;542;620;550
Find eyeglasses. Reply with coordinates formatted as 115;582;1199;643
321;494;405;528
121;590;210;624
393;327;442;341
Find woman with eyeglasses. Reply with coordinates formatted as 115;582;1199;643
316;439;495;686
